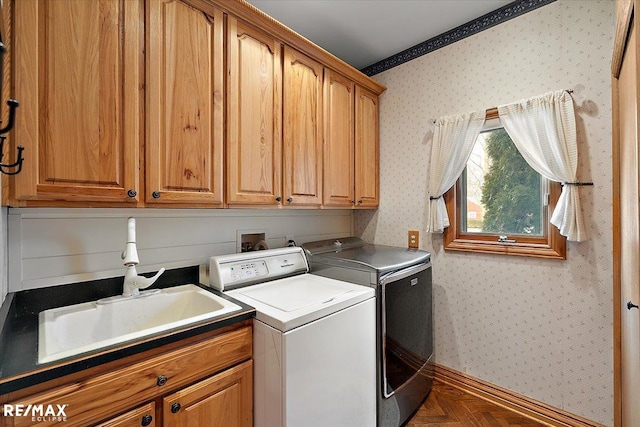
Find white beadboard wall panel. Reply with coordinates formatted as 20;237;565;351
8;208;352;291
355;1;614;425
20;217;126;258
19;245;232;287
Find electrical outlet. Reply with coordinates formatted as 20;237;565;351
408;230;419;249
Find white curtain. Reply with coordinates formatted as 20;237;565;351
427;111;486;233
498;90;587;241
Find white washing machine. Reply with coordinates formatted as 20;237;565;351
203;247;376;427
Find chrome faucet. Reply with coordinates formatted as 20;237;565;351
121;217;165;297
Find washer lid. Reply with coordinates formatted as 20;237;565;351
227;274;374;332
237;277;352;312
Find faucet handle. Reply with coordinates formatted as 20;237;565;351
137;268;166;290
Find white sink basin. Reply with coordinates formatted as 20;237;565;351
38;284;242;364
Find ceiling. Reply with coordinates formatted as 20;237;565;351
246;0;513;70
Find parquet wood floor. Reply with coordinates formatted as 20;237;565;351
405;381;545;426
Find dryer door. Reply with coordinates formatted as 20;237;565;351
381;262;433;398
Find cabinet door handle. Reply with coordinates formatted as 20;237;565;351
141;414;153;426
628;301;639;310
127;189;137;198
152;191;161;199
157;375;168;386
275;196;282;202
287;197;293;203
357;199;363;204
171;402;181;414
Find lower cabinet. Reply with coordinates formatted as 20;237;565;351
0;324;252;427
163;361;252;427
97;361;252;427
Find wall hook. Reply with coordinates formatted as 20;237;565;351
0;40;23;175
0;136;24;175
0;99;18;134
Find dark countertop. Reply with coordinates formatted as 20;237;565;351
0;266;255;395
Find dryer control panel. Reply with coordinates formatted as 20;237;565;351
202;247;309;291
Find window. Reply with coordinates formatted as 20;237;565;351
443;109;566;259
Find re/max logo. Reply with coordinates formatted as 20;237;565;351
3;404;68;421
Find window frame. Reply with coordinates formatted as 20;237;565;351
442;109;566;260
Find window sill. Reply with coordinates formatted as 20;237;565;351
444;237;566;259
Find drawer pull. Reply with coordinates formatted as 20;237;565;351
157;375;168;386
171;402;181;414
127;189;137;198
141;414;153;426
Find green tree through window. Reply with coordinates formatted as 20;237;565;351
480;128;542;235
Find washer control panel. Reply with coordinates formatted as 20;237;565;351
229;260;269;282
204;247;308;291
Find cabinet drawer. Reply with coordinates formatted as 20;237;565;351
5;326;252;427
96;402;156;427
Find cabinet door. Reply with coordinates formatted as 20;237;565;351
355;86;379;208
146;0;224;205
13;0;141;203
96;402;155;427
227;18;282;206
163;360;253;427
282;47;323;206
323;69;354;207
283;46;323;205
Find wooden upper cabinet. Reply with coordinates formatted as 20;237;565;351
12;0;142;203
355;86;379;208
323;69;355;207
227;17;283;206
283;47;323;206
146;0;224;205
6;0;384;209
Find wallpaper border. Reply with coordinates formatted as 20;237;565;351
360;0;558;77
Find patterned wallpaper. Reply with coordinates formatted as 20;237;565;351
355;0;614;424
